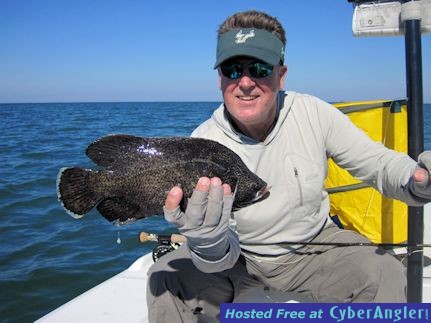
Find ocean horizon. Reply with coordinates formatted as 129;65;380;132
2;100;430;104
0;101;430;322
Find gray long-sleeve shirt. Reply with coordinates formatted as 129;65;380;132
189;91;420;272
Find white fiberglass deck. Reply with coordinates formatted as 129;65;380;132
36;253;153;323
37;204;431;322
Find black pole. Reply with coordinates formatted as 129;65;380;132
404;14;424;303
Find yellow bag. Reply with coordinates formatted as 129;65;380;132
325;100;408;243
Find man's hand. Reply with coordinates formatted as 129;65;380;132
164;177;234;260
410;151;431;202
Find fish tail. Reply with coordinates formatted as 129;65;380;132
57;167;100;218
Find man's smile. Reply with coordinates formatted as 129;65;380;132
237;95;259;101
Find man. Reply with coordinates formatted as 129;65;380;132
147;10;431;322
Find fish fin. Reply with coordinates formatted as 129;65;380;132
96;197;140;223
57;167;99;218
86;134;147;167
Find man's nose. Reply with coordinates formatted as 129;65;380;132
237;73;255;89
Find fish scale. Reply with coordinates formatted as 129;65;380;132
57;134;269;224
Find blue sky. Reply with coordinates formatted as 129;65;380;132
1;0;430;103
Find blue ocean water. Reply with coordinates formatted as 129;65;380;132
0;102;430;322
0;102;217;323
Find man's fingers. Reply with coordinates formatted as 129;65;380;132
223;183;232;195
165;177;211;213
416;151;431;187
164;186;184;212
195;177;211;192
413;168;430;188
165;178;230;213
204;179;224;227
186;177;212;227
209;177;223;200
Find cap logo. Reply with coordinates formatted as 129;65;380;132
235;29;255;44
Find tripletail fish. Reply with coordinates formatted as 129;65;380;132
57;134;269;224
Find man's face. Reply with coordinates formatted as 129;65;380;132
218;56;287;128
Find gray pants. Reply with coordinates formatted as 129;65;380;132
146;225;406;322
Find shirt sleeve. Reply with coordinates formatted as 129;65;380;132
313;96;423;206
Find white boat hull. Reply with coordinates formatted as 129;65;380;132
37;204;431;322
36;253;153;323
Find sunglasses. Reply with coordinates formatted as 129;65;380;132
220;61;274;80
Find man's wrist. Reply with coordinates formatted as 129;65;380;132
408;179;431;203
188;235;229;261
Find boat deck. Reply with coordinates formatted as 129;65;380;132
37;205;431;322
36;253;152;323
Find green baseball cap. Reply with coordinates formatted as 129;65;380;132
214;28;284;68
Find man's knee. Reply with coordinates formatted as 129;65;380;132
349;249;406;302
147;247;194;297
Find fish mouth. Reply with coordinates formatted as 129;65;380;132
254;185;270;202
233;185;271;210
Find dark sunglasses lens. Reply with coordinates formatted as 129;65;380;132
220;62;274;79
249;63;273;78
220;64;243;79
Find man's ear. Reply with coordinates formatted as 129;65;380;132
279;65;288;89
218;69;222;90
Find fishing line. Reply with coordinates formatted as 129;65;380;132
141;231;431;248
243;240;431;248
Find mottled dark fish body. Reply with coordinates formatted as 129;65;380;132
57;135;268;223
